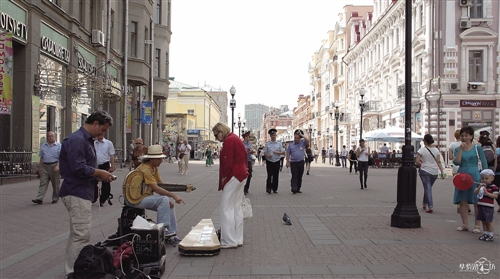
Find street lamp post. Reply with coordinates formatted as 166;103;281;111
237;113;242;137
359;87;366;140
329;103;341;166
391;0;421;228
229;86;236;132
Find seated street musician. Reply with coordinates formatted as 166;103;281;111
124;145;185;244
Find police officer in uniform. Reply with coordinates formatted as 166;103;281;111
286;129;309;194
264;128;285;194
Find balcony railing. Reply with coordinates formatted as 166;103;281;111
325;84;330;91
316;92;321;98
362;101;382;112
332;78;337;85
339;113;351;123
324;105;330;112
397;82;421;99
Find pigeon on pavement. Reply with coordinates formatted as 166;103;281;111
283;213;292;225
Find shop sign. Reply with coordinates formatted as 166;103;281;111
187;129;200;135
0;11;27;41
460;100;496;107
41;36;70;63
444;101;459;106
78;56;96;75
141;101;152;124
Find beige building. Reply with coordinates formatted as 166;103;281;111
167;80;223;149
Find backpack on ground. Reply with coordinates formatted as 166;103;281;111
68;244;117;279
481;145;495;166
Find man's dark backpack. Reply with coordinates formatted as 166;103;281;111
482;145;496;166
68;244;117;279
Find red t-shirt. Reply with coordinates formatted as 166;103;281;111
219;133;249;190
478;184;499;207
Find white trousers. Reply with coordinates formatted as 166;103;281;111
182;154;190;174
220;176;246;246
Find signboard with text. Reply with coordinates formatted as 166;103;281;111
460;100;496;107
0;32;13;114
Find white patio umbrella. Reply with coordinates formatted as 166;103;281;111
365;126;423;142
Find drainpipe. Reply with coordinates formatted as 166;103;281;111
122;0;129;163
424;0;435;136
435;0;443;151
150;16;154;144
104;0;111;111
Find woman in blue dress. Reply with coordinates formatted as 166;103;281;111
453;126;487;233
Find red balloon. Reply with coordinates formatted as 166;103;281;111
453;172;474;190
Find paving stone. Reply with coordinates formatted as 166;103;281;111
251;265;291;275
328;265;372;275
405;263;452;273
211;266;251;276
367;264;412;274
290;265;331;275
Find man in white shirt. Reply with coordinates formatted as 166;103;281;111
328;146;335;165
380;143;389;154
94;134;115;206
341;145;349;168
180;139;192;175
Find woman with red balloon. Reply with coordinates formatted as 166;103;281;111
453;126;488;233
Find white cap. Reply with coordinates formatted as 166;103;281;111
480;169;494;176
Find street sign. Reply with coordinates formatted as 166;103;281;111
141;102;153;124
145;39;153;44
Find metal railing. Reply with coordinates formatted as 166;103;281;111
0;148;35;185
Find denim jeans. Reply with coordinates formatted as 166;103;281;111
419;169;438;208
126;194;178;232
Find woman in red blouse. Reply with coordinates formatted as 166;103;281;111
212;122;248;248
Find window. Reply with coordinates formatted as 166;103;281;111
471;0;483;18
79;0;83;23
166;51;169;77
188;109;194;115
49;0;59;6
155;0;162;24
155;49;160;77
145;27;149;60
130;22;137;57
468;50;483;82
395;28;399;46
419;5;424;28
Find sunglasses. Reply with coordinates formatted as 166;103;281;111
136;143;143;144
213;131;220;137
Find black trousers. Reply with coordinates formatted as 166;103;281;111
93;162;112;204
358;161;369;187
244;161;253;193
349;160;358;173
266;160;281;192
290;160;305;192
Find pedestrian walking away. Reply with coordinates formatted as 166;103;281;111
328;145;334;165
212;122;248;248
473;169;499;241
32;131;61;205
313;146;319;163
264;128;285;194
453;126;487;233
321;147;326;164
305;145;314;175
124;145;185;244
348;145;358;174
356;139;370;189
415;134;445;213
93;134;116;206
205;145;214;167
179;139;191;175
58;110;115;276
242;129;255;195
341;145;348;168
286;129;309;194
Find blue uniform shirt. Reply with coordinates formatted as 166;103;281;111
243;140;253;162
286;140;308;162
39;141;61;163
264;140;284;163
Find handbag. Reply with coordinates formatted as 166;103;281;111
241;197;253;219
475;145;483;171
179;153;184;159
368;156;375;166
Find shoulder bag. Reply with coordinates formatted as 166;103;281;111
241;197;253;219
475;145;483;171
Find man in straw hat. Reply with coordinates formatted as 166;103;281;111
125;145;185;243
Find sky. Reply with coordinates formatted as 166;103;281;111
170;0;373;119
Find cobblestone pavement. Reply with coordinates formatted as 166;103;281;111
1;159;499;278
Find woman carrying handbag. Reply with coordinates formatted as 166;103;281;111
415;134;445;213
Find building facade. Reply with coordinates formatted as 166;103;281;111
0;0;171;162
244;103;269;132
167;80;223;148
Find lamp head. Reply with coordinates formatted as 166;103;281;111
359;87;366;97
229;85;236;97
238;112;241;118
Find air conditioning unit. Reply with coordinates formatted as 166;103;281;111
91;30;105;46
459;0;472;6
469;82;484;91
450;83;459;91
460;19;471;29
